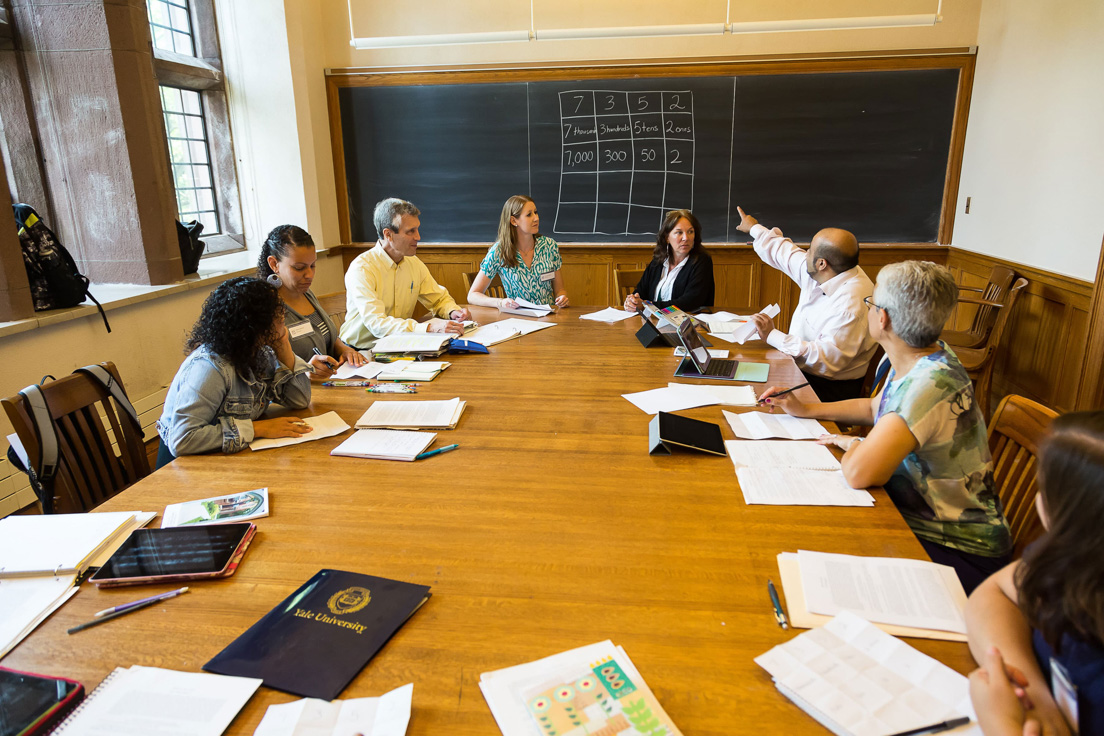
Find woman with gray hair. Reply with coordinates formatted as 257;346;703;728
760;260;1012;593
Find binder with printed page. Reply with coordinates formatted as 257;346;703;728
203;569;431;700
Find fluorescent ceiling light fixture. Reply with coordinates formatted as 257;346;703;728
351;30;531;49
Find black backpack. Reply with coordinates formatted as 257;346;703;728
13;203;111;332
176;219;206;275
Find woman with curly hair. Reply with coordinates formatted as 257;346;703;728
258;225;366;379
155;276;313;467
623;209;714;314
966;411;1104;736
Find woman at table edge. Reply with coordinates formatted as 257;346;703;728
623;208;714;314
966;411;1104;736
258;224;366;380
155;277;313;467
468;195;569;310
760;260;1012;595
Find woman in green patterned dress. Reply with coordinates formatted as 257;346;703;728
467;195;569;310
760;260;1012;593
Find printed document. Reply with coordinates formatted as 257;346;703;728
737;467;874;506
725;440;841;471
355;398;464;429
668;383;757;406
724;410;829;440
253;682;413;736
331;429;437;462
708;304;781;344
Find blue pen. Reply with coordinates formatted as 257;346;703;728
416;443;459;460
768;579;789;629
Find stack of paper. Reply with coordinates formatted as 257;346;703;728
162;488;270;528
707;304;782;344
355;398;466;430
499;296;553;318
693;310;744;330
723;410;829;440
481;640;683;736
377;361;450;382
50;665;261;735
736;467;875;506
667;382;757;406
331;429;437;461
777;550;969;640
580;307;638;322
333;361;387;380
725;440;841;471
755;612;977;736
254;683;413;736
250;411;351;451
373;333;453;355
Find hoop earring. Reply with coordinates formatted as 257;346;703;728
266;273;282;288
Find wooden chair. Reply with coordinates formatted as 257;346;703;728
462;271;504;299
614;268;645;304
2;362;150;513
987;394;1058;557
316;291;348;329
955;277;1028;422
941;265;1015;349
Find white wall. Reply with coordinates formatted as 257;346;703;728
951;0;1104;278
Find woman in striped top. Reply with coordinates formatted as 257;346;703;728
258;225;366;379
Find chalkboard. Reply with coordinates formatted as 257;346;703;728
336;66;961;244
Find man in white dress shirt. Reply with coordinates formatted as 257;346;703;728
736;206;877;402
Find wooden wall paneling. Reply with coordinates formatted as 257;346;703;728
713;262;758;314
1076;235;1104;410
560;253;615;307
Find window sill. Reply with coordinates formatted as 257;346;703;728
0;249;278;340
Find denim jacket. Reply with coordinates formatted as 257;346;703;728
157;345;311;456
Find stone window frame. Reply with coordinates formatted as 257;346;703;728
150;0;244;257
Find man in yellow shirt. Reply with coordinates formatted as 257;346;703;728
339;198;471;349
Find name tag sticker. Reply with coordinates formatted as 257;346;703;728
1050;657;1080;734
540;271;556;282
288;320;314;339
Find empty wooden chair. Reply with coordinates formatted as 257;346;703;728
614;268;645;304
462;271;504;299
941;265;1015;349
987;394;1058;557
316;291;348;329
2;362;149;513
955;277;1028;421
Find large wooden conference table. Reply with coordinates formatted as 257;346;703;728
6;306;975;734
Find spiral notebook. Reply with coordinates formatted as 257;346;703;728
50;665;261;735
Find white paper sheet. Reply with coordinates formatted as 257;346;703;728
376;361;449;381
0;573;79;659
330;429;437;461
250;411;351;451
56;665;262;736
796;550;968;634
667;382;757;406
355;398;464;429
580;307;638;322
709;303;782;344
754;612;979;736
464;322;521;346
5;432;29;468
333;360;386;380
725;440;841;471
736;467;874;506
252;683;413;736
724;410;830;440
693;311;743;329
493;318;556;335
621;386;717;414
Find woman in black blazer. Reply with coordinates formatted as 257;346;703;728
623;209;714;313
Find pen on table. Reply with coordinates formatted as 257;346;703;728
416;443;459;460
69;587;189;634
323;380;371;387
767;579;789;629
886;716;971;736
757;382;810;405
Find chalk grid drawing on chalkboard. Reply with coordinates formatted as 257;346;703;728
554;90;695;236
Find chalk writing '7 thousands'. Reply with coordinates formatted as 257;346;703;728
564;120;665;138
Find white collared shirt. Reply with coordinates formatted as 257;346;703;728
750;223;877;381
655;257;688;302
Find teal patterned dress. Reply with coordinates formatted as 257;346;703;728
479;235;562;304
876;343;1012;558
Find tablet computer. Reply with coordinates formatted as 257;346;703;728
88;522;256;588
0;667;84;736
